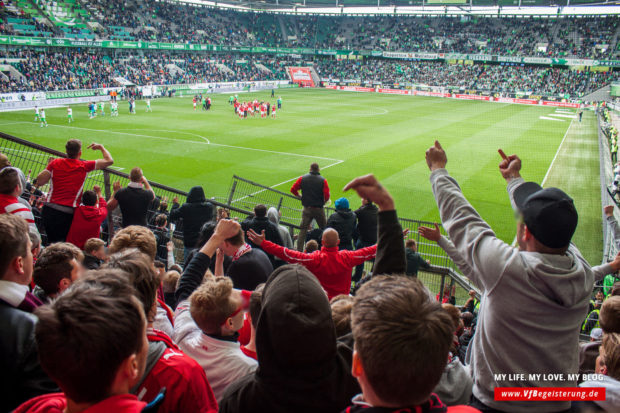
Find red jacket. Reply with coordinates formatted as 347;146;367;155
66;198;108;250
261;241;376;299
14;393;146;413
140;329;218;413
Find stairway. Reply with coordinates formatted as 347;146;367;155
582;85;611;103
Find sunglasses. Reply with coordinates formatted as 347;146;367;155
221;304;243;327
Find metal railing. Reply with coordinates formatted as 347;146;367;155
0;131;479;303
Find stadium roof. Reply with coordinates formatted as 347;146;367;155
173;0;620;15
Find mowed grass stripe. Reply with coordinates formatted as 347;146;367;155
1;89;586;257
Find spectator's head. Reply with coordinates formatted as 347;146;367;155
310;163;319;173
219;227;245;256
595;289;605;302
249;283;265;329
331;294;354;337
190;276;244;336
322;228;340;248
81;190;97;207
129;167;143;183
196;221;217;248
361;198;372;206
65;139;82;159
163;270;180;293
109;226;157;261
34;270;148;405
591;328;603;342
29;226;41;258
405;239;417;252
0;214;32;285
442;303;463;334
612;282;620;297
0;153;9;169
352;276;453;407
0;166;21;195
461;311;474;329
601;296;620;334
304;239;319;253
33;244;82;298
104;249;160;323
596;333;620;381
217;208;230;221
153;260;165;281
513;182;577;254
155;214;167;228
254;204;267;218
335;198;349;211
46;242;84;263
84;238;106;260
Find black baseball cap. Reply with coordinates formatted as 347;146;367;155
513;182;578;249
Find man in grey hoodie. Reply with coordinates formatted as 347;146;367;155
426;141;593;412
267;207;293;249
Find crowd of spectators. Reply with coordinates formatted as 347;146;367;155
2;134;620;412
0;49;290;92
0;0;617;59
0;47;615;96
317;58;617;97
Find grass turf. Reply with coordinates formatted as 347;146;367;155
0;88;602;264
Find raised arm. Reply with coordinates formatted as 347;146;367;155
106;181;121;211
34;169;51;188
247;229;314;264
426;141;517;291
344;174;405;275
604;205;620;245
87;143;113;170
419;223;476;280
175;219;241;304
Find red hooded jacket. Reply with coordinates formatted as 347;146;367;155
14;393;146;413
66;197;108;250
139;329;218;413
260;240;376;299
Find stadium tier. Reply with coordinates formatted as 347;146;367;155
3;2;620;413
0;0;618;59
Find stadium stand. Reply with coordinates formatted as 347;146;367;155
1;2;620;412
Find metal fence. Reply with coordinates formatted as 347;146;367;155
226;175;477;304
0;131;477;304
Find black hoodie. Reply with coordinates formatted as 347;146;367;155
170;186;215;248
219;264;360;413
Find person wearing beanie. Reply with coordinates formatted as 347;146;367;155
327;197;357;251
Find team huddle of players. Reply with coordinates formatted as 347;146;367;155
231;96;282;119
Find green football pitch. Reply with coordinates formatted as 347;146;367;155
0;88;603;264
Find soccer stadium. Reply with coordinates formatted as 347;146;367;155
0;0;619;411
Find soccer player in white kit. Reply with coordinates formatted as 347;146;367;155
67;107;73;123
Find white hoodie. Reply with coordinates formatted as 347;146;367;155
431;170;594;412
580;375;620;412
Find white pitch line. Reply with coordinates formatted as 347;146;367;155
230;159;345;204
0;121;343;162
542;117;574;187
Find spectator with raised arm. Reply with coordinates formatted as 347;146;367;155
247;227;376;300
107;167;155;228
34;140;113;244
173;219;258;401
425;141;594;412
290;162;330;251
